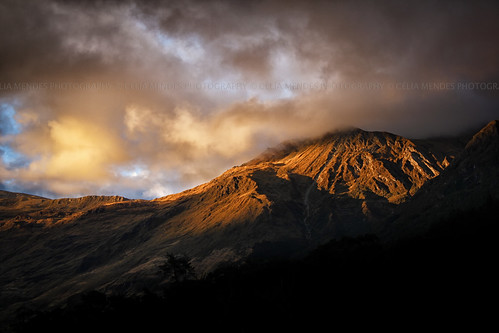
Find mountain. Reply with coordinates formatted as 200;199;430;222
0;124;490;320
384;120;499;238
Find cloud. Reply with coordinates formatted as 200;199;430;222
36;117;129;180
143;183;172;199
1;0;498;198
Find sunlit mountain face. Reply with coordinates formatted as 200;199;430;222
1;0;499;199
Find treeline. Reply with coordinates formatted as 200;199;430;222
10;199;497;332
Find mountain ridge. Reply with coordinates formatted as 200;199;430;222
0;122;497;319
383;119;499;239
0;191;130;230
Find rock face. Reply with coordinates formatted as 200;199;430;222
247;128;452;201
0;124;487;317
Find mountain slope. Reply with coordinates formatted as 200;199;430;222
0;127;464;317
384;120;499;239
142;128;459;267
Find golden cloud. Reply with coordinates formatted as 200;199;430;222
28;117;129;181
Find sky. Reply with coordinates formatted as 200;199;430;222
1;0;498;199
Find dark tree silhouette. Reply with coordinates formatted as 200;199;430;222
159;253;196;283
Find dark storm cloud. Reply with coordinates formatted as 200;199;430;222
0;0;112;84
0;0;498;198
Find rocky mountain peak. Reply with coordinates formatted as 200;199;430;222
465;120;499;151
244;127;452;204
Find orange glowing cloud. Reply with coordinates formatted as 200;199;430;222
28;117;129;181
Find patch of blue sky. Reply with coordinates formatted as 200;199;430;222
0;103;21;135
0;102;29;168
0;145;29;168
155;31;205;64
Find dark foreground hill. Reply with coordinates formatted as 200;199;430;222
10;197;497;333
